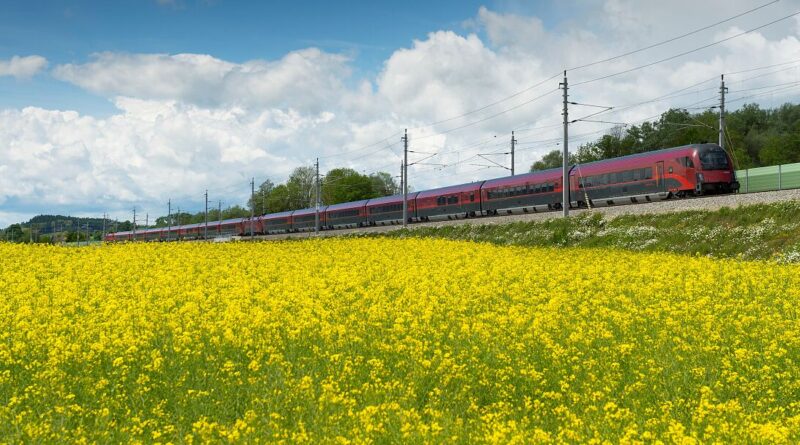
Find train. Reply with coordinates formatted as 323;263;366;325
105;143;739;242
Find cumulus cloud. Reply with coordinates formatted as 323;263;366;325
53;50;352;112
3;0;800;224
0;55;48;79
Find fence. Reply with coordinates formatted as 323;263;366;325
736;162;800;193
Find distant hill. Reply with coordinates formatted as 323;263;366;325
14;215;131;234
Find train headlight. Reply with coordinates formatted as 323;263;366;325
697;173;704;182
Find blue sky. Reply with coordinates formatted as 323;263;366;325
1;0;799;226
0;0;569;114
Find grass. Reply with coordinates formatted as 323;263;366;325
361;200;800;262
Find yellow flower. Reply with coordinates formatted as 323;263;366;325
0;239;798;442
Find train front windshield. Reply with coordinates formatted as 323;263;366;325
699;149;730;170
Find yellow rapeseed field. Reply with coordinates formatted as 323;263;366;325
1;238;800;443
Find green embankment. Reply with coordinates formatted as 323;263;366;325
365;200;800;262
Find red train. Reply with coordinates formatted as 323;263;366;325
105;143;738;242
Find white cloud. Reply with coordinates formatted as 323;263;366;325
53;50;352;112
3;0;800;224
0;55;48;79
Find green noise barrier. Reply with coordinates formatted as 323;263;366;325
736;162;800;193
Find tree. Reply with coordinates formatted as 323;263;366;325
4;224;22;242
249;179;275;215
530;150;576;171
322;168;376;205
266;184;292;213
286;166;316;209
369;172;400;196
223;205;250;219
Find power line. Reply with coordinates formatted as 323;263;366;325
406;72;563;131
567;0;780;72
725;57;800;75
411;88;559;140
573;9;800;86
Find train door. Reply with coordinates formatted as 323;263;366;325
657;161;665;192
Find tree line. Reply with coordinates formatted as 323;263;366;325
148;167;399;227
1;166;399;241
531;103;800;171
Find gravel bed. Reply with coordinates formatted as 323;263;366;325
250;189;800;241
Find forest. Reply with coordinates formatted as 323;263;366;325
531;103;800;171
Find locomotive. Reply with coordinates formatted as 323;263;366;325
105;143;738;241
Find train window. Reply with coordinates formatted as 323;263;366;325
548;183;554;192
437;196;446;206
622;170;633;182
645;167;653;179
448;196;458;204
678;156;695;168
470;193;475;202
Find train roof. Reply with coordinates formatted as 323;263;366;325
292;207;323;216
416;181;485;198
326;200;369;211
573;144;717;173
482;168;563;188
259;211;293;220
218;217;245;224
366;192;420;206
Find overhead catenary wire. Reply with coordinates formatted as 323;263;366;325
573;9;800;86
566;0;780;72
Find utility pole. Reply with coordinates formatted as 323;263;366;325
315;158;320;234
168;199;172;242
133;207;137;240
511;131;517;176
145;213;149;228
204;189;209;240
402;129;408;228
85;223;90;246
250;178;255;238
400;160;404;199
719;74;727;150
218;200;222;221
102;213;106;242
560;70;569;218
